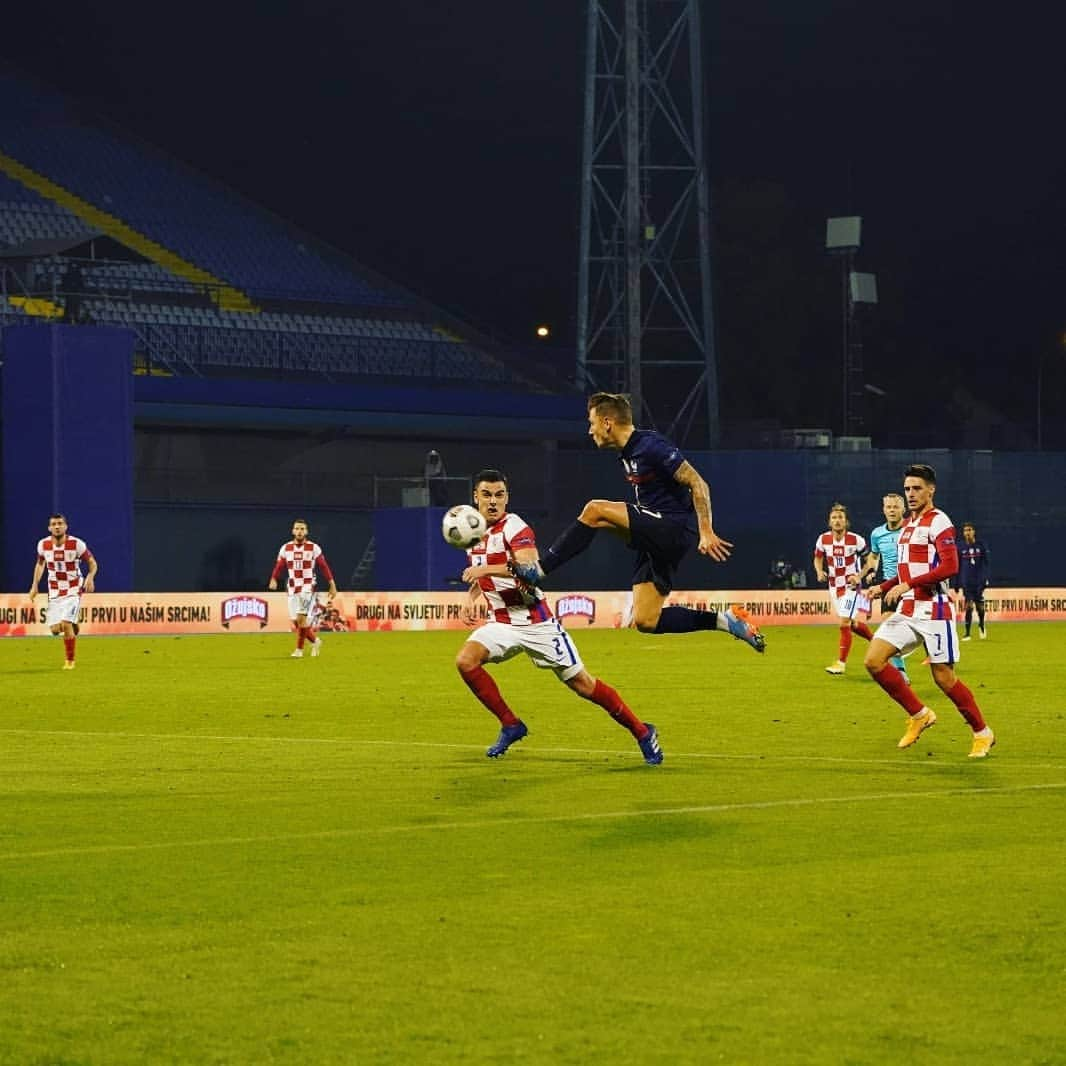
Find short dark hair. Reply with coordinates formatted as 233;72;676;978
293;518;309;527
473;468;508;489
588;392;634;425
49;513;66;521
904;463;937;484
962;521;976;530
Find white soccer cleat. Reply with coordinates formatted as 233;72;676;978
290;649;304;658
62;660;76;670
825;661;846;675
979;629;987;640
310;639;322;657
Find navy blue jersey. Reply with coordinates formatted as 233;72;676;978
955;540;990;589
618;430;691;516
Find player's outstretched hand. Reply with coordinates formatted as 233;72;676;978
699;531;734;562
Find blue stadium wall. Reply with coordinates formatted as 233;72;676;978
2;325;135;592
130;448;1064;593
1;330;1060;592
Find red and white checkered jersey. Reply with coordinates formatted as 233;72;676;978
273;540;334;595
467;512;553;626
896;509;956;620
814;530;866;600
36;536;92;599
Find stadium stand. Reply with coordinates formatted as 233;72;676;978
0;69;565;393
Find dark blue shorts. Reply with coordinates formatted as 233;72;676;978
961;585;986;603
626;504;698;596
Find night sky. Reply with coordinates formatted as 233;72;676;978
3;1;1064;441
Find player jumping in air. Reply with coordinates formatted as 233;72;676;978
456;468;664;765
28;513;97;670
268;519;337;658
510;392;764;652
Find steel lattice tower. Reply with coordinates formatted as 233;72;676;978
577;0;719;447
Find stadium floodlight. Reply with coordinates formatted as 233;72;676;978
849;272;878;304
825;216;862;252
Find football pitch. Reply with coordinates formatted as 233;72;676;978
2;624;1065;1065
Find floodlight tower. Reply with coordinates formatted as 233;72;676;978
825;216;878;438
576;0;719;447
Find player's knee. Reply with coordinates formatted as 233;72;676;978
455;647;480;672
567;672;595;698
931;668;955;692
632;612;660;633
578;499;609;524
863;650;886;673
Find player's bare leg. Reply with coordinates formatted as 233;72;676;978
630;582;667;633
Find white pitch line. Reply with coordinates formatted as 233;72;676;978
3;727;1066;771
1;781;1064;863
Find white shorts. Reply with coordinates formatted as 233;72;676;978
467;618;585;682
46;595;81;627
876;613;961;665
287;591;318;621
831;588;871;620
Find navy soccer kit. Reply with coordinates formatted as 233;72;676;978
617;430;699;595
957;540;990;596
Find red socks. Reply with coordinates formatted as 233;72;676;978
838;627;852;662
946;679;987;732
872;663;925;715
589;679;647;739
875;667;987;732
63;637;75;663
852;621;874;641
460;666;520;726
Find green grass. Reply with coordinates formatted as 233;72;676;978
2;624;1065;1064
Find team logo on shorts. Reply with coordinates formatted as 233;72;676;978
555;594;596;625
221;595;269;629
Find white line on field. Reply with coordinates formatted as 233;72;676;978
3;727;1066;771
1;782;1064;862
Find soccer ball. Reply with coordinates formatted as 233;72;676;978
442;504;487;549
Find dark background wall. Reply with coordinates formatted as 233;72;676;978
127;437;1065;592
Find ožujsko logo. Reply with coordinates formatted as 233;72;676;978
555;594;596;625
221;595;269;629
